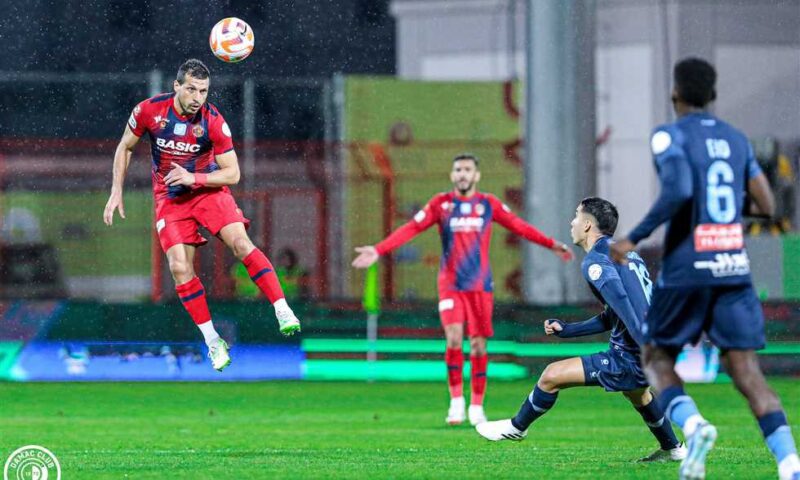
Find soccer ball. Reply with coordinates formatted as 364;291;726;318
209;17;255;63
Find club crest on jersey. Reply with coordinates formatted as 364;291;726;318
475;203;485;216
156;137;201;153
173;123;187;136
193;125;205;137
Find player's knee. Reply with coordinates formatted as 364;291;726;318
642;346;674;373
623;388;650;407
445;336;462;349
231;236;254;259
538;364;562;390
469;338;486;356
168;258;193;281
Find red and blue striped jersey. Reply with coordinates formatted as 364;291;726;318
375;191;556;293
128;93;234;200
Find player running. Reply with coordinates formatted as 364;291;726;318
611;58;800;480
351;153;573;426
476;197;686;462
103;59;301;372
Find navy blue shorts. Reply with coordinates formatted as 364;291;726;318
581;347;649;392
645;284;765;352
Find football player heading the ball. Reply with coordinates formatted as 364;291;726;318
103;59;300;372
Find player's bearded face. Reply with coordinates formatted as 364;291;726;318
174;75;209;115
450;160;480;195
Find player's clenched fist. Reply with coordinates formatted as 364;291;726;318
352;245;379;269
103;191;125;226
164;162;196;187
544;319;563;336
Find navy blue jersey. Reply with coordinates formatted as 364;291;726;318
628;112;763;287
581;237;652;353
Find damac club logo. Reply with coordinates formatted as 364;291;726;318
4;445;61;480
193;125;205;137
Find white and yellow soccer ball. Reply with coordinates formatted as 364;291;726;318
209;17;255;63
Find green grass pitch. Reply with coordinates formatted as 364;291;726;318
1;379;797;478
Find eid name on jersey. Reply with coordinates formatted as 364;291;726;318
155;137;202;153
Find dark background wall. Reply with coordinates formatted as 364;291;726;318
0;0;395;139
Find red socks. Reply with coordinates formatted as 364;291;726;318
175;276;211;325
470;355;488;406
242;248;285;303
445;347;464;398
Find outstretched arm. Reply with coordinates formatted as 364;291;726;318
103;125;140;226
490;197;574;262
545;310;612;338
352;199;440;269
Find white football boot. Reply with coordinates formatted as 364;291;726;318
778;453;800;480
468;405;488;426
680;422;717;480
446;397;466;425
276;307;301;336
638;443;687;462
208;338;231;372
475;419;527;442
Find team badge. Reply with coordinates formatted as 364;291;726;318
173;123;187;135
475;203;485;216
651;130;671;155
588;264;603;281
192;125;205;137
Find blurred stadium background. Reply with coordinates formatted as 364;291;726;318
0;0;798;426
0;0;798;384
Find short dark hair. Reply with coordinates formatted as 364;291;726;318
674;57;716;108
177;59;210;84
579;197;618;236
452;152;479;167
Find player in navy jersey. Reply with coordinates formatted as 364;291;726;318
351;153;573;426
477;197;685;462
103;59;301;372
611;58;799;480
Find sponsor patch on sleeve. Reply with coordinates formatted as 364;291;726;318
128;114;137;129
414;210;426;223
588;263;603;281
651;130;672;155
222;122;232;137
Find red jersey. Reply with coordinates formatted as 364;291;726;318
375;191;555;294
128;93;234;200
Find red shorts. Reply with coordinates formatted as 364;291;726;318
438;291;494;338
154;188;250;252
